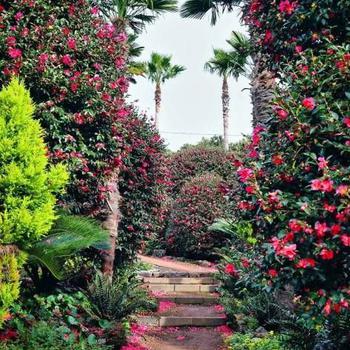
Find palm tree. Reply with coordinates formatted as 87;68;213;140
205;32;250;151
180;0;276;128
145;52;185;129
95;0;178;33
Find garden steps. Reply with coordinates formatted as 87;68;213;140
137;304;226;327
156;292;218;305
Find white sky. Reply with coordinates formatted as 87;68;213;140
128;3;252;151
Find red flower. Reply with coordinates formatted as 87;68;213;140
279;0;297;15
8;48;22;59
319;249;334;260
245;185;255;194
276;108;289;120
323;299;332;316
237;167;254;182
67;37;76;50
263;30;273;45
315;222;328;238
317;157;328;170
311;178;334;193
224;263;238;276
279;244;297;260
296;258;316;269
343;117;350;127
295;45;303;53
272;154;283;165
302;97;316;110
61;54;73;66
330;224;341;235
14;12;24;21
340;235;350;247
267;269;278;278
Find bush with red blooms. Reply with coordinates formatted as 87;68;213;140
231;44;350;321
0;0;129;217
242;0;350;70
166;173;233;259
116;111;171;264
168;145;236;195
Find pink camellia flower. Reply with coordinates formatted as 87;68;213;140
279;0;297;15
67;37;76;50
296;258;316;269
263;29;273;45
14;12;24;21
295;45;303;53
317;157;328;170
343;117;350;127
311;178;334;192
330;224;341;235
38;53;49;65
340;235;350;247
315;221;328;238
116;32;128;43
320;249;334;260
279;244;297;260
6;36;16;47
276;108;289;120
302;97;316;110
237;167;254;182
224;263;238;276
268;269;278;278
115;56;126;69
61;54;73;66
336;185;349;196
8;48;22;59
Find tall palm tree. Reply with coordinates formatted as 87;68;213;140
205;32;250;151
145;52;185;129
180;0;276;128
95;0;178;33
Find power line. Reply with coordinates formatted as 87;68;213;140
160;131;243;137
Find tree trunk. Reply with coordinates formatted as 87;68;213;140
154;82;161;129
101;171;121;279
250;53;276;127
222;76;230;151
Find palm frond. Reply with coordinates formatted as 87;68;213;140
26;214;110;280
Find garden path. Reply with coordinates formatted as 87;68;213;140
128;256;228;350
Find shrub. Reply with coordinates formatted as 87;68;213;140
165;173;233;259
168;145;236;194
226;333;284;350
0;0;128;217
0;79;67;326
116;111;171;263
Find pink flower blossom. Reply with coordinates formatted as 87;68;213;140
61;54;73;66
14;12;24;21
296;258;316;269
302;97;316;110
310;178;334;192
342;117;350;127
340;235;350;247
315;222;328;238
8;48;22;59
237;167;254;182
336;185;349;196
320;249;334;260
67;37;76;50
279;0;297;15
317;157;328;170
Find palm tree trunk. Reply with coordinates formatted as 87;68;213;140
101;171;121;279
222;76;230;151
154;82;161;129
250;54;276;127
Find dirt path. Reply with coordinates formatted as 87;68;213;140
140;327;227;350
138;255;217;274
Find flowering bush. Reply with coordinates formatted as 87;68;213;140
0;0;129;217
166;173;233;259
116;111;171;263
168;145;236;194
233;45;350;320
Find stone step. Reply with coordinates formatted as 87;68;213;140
137;304;226;327
139;271;216;278
145;283;218;293
156;292;218;305
143;277;216;285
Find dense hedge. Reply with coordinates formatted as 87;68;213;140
166;173;233;259
168;146;236;194
0;0;129;217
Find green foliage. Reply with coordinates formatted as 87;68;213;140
0;249;20;327
84;268;156;321
227;332;284;350
166;173;233;259
145;52;186;84
27;213;110;280
0;79;68;247
0;320;110;350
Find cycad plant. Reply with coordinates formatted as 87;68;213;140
145;52;185;129
95;0;178;33
205;32;250;150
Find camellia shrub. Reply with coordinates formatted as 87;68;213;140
0;0;129;217
168;145;236;194
165;173;233;259
233;44;350;321
0;79;67;326
116;111;171;263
